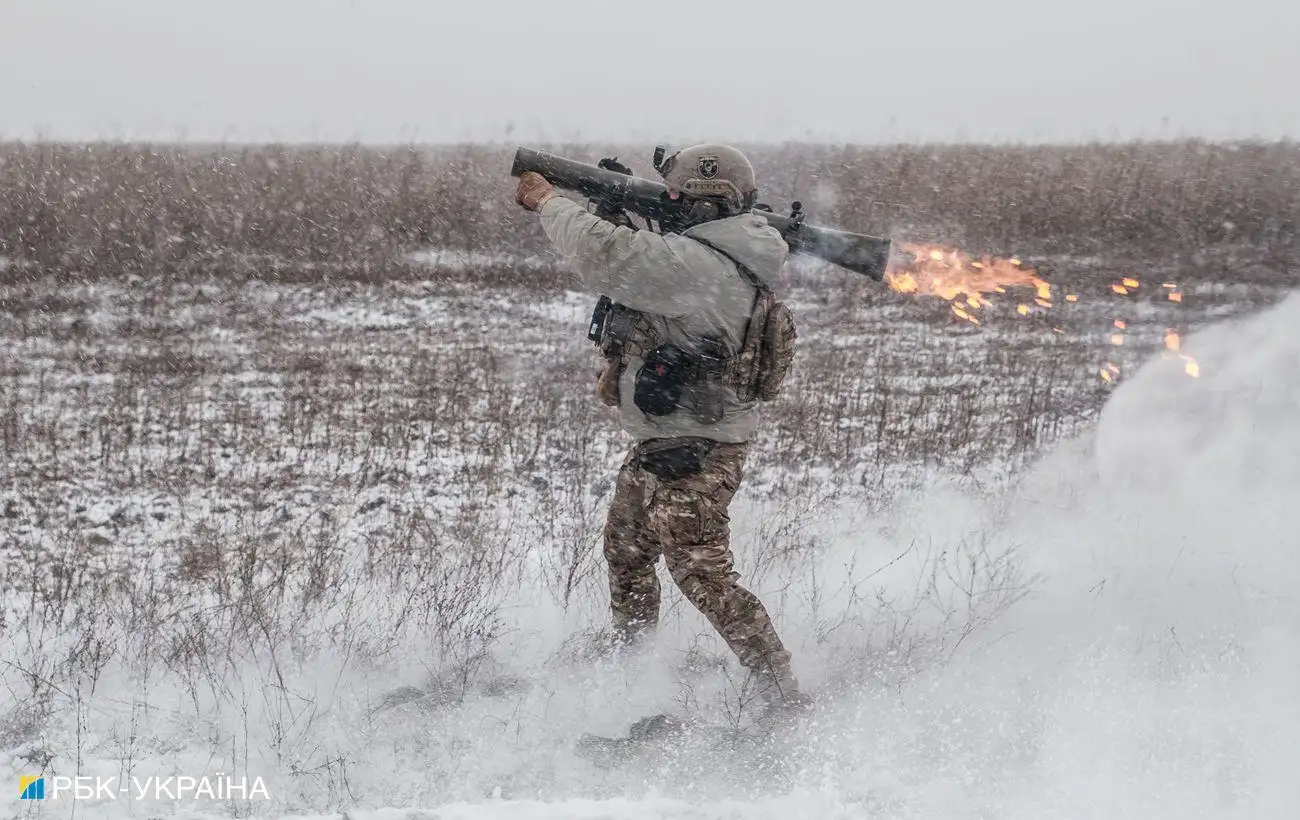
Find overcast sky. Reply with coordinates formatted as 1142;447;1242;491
2;0;1297;145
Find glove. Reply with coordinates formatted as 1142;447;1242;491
596;357;623;407
516;171;558;212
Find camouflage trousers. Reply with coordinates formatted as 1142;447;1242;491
603;439;795;683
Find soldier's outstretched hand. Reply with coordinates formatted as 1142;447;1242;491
516;171;557;212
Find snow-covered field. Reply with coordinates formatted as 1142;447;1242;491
1;245;1297;819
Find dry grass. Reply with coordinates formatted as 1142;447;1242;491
3;140;1298;279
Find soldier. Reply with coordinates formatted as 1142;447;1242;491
514;145;809;715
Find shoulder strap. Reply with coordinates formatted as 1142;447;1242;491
685;234;773;400
685;233;771;337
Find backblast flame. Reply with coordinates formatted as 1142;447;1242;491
884;243;1050;324
882;244;1202;383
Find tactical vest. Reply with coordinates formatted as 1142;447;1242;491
589;270;796;421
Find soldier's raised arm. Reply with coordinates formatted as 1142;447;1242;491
516;172;702;317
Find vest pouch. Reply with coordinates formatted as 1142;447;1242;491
690;336;729;425
634;344;688;417
636;437;717;480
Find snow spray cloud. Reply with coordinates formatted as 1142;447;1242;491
760;289;1300;819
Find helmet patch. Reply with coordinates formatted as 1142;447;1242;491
697;157;719;179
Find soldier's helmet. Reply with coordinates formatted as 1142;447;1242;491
657;144;758;216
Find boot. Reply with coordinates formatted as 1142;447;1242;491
744;664;814;720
